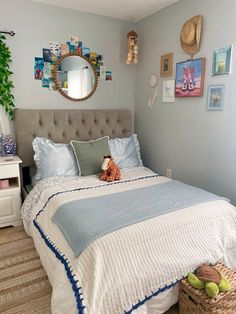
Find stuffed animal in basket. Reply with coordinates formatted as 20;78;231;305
99;155;121;182
187;264;231;298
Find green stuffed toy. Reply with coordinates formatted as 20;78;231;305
187;265;231;298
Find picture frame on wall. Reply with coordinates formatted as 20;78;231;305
175;58;205;97
162;80;175;102
212;45;232;76
160;53;173;77
207;85;225;111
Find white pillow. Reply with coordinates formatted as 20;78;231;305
33;137;78;182
109;134;143;169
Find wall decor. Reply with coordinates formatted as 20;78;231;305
106;70;112;81
126;31;138;64
160;53;173;77
175;58;205;97
180;15;202;58
163;80;175;102
207;85;225;111
52;52;98;102
148;74;158;108
34;35;112;100
212;46;232;76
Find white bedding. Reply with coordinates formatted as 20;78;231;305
22;167;236;314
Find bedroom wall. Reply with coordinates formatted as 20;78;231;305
0;0;135;111
135;0;236;204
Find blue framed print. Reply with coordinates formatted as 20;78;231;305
212;45;232;76
207;85;225;111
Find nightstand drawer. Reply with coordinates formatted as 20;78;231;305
0;164;19;179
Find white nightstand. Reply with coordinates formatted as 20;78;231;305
0;156;22;227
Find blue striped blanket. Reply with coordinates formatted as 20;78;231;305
52;180;226;256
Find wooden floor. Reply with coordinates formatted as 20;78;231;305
0;226;178;314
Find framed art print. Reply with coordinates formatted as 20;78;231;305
162;80;175;102
175;58;205;97
160;53;173;77
207;85;225;111
212;45;232;76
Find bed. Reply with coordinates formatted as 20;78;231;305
15;109;236;314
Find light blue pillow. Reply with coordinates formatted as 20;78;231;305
33;137;78;182
109;134;143;169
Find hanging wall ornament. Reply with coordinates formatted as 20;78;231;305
148;74;158;109
180;15;202;59
126;31;138;64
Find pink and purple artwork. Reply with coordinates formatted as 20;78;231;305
175;58;205;97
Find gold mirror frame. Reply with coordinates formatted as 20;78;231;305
52;52;98;102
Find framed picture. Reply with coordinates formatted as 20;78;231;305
207;85;225;111
175;58;205;97
162;80;175;102
160;53;173;77
212;45;232;76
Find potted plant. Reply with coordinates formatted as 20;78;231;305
0;34;16;156
0;34;15;120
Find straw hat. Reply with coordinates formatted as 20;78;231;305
180;15;202;56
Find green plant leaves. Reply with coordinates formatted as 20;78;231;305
0;36;15;119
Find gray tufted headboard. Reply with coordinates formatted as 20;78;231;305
14;109;132;167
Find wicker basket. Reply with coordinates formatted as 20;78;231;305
179;263;236;314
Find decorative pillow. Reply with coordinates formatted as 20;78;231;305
33;137;78;182
109;134;143;169
71;136;111;176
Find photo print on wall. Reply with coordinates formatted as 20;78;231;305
34;35;112;91
175;58;205;97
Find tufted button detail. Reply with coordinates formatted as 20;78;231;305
94;119;97;124
82;119;85;124
54;121;57;126
48;133;51;138
68;120;71;125
39;120;42;126
76;131;79;136
32;134;35;138
89;130;92;135
62;132;65;137
101;130;103;135
112;130;115;135
117;120;120;123
105;119;109;123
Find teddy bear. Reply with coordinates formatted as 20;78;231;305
187;264;231;298
99;155;121;182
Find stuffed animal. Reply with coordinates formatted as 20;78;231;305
99;155;121;182
187;264;231;298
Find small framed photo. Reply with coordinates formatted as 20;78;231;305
212;45;232;76
162;80;175;102
160;53;173;77
207;85;225;111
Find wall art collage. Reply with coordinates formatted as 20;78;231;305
34;35;112;92
159;15;232;111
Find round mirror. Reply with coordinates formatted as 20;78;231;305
52;52;98;101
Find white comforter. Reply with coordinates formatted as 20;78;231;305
22;167;236;314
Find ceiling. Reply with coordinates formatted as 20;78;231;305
32;0;179;22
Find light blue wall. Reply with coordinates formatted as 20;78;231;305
0;0;135;111
135;0;236;204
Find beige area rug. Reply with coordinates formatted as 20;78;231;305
0;226;178;314
0;226;52;314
